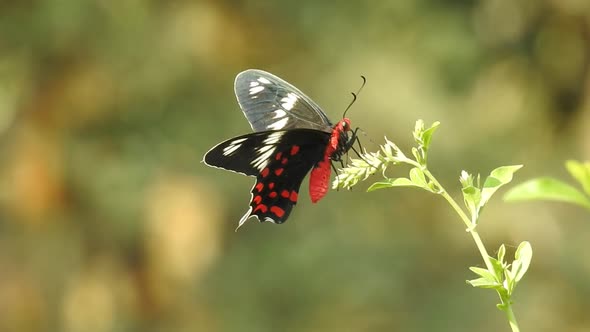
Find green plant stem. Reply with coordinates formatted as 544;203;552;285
423;169;520;332
505;303;520;332
422;169;494;272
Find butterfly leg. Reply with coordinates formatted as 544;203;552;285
344;127;362;155
352;127;365;152
348;128;380;173
331;161;340;176
347;128;369;161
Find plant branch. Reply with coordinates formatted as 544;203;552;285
334;121;528;332
422;169;495;282
505;303;520;332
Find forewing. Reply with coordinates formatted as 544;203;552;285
203;128;329;178
204;131;286;176
234;69;333;133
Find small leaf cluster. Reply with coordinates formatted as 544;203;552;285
467;242;532;310
460;166;523;227
504;160;590;210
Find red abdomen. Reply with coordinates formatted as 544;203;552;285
309;156;331;203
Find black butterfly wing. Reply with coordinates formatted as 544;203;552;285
234;69;333;133
203;129;330;227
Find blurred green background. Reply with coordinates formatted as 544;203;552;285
1;1;590;331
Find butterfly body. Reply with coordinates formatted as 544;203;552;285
203;70;355;229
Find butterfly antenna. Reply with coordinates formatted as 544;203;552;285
342;75;367;119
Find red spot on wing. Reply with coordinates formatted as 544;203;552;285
253;204;268;213
268;182;275;190
270;206;285;218
261;167;270;178
281;158;288;165
309;157;331;203
253;195;262;205
269;191;277;198
275;152;283;160
290;145;300;155
274;168;284;176
279;190;298;202
255;183;264;192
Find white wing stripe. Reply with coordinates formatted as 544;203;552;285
251;148;274;171
281;92;298;111
222;143;241;156
257;77;271;84
267;117;289;130
263;132;283;144
231;138;247;144
249;86;264;95
273;109;287;119
258;145;273;154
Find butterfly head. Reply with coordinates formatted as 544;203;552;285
339;118;352;132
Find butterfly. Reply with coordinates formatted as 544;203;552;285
203;69;361;229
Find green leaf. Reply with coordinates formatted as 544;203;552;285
469;267;497;281
489;165;524;183
367;178;423;192
480;165;523;208
409;167;428;188
421;121;440;151
462;184;481;220
367;181;395;192
488;256;506;282
505;269;516;295
565;160;590;196
512;241;532;283
411;147;421;164
497;244;506;264
460;172;481;220
466;277;501;289
503;241;532;295
503;177;590;210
